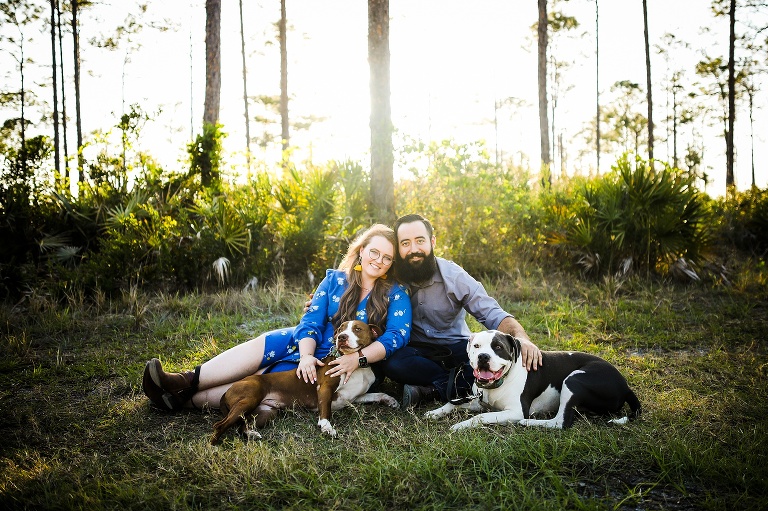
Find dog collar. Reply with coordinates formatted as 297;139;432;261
475;376;506;389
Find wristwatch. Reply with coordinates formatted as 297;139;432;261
357;350;369;368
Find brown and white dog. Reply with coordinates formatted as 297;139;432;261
211;320;398;444
425;330;641;430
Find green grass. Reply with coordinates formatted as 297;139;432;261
1;270;767;510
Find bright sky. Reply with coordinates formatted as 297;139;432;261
15;0;768;194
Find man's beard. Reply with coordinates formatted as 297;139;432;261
395;250;437;284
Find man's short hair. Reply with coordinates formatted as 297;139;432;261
393;214;434;238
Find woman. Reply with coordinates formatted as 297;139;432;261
142;224;411;411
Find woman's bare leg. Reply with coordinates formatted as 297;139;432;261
197;334;268;390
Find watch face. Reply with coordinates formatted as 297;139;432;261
358;356;368;368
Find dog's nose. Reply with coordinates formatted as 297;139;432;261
337;334;348;342
478;353;490;364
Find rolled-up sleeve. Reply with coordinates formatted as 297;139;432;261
377;283;412;358
445;261;512;330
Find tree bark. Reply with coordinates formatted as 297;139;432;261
280;0;289;155
537;0;551;183
71;0;84;182
726;0;735;189
203;0;221;126
595;0;600;174
57;0;69;181
50;0;61;181
201;0;221;187
643;0;654;162
368;0;394;224
238;0;251;170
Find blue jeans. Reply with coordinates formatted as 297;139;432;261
375;340;474;402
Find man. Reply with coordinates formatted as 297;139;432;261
379;214;542;408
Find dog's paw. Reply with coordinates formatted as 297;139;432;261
383;395;399;408
424;404;453;420
318;418;337;438
244;428;263;441
449;418;479;431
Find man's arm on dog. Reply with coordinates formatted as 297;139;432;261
496;316;542;371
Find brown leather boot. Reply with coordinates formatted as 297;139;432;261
144;358;200;411
142;364;167;409
401;384;439;410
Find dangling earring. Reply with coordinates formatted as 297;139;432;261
354;256;362;271
380;273;388;280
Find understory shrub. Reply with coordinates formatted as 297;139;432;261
4;128;766;300
549;154;713;278
396;139;546;276
712;187;768;258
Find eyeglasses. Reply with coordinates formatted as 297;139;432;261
368;248;393;266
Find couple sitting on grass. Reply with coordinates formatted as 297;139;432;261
142;214;542;412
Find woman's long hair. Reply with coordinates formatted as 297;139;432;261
332;224;396;331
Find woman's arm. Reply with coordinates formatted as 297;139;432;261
293;271;335;347
296;337;325;383
376;283;413;357
326;284;412;383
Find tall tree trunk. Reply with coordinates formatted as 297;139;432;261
56;0;71;184
279;0;289;155
672;78;678;168
726;0;736;189
537;0;551;184
19;35;27;178
71;0;84;182
58;0;69;181
238;0;251;170
189;17;194;140
595;0;600;174
50;0;61;182
203;0;221;125
748;87;755;187
202;0;221;187
368;0;394;224
643;0;653;162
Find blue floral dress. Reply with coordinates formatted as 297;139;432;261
260;269;411;373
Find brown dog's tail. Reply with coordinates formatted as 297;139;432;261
219;394;230;417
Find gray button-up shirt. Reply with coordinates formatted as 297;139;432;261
408;257;513;345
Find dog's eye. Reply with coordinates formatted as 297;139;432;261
473;343;480;349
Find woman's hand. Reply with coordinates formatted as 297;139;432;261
326;353;358;384
297;354;324;383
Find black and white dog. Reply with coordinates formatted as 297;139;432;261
425;330;641;430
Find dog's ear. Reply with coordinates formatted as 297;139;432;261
492;332;521;362
504;333;521;363
368;324;382;339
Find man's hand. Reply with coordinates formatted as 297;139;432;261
519;337;542;372
495;316;541;372
302;294;313;314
